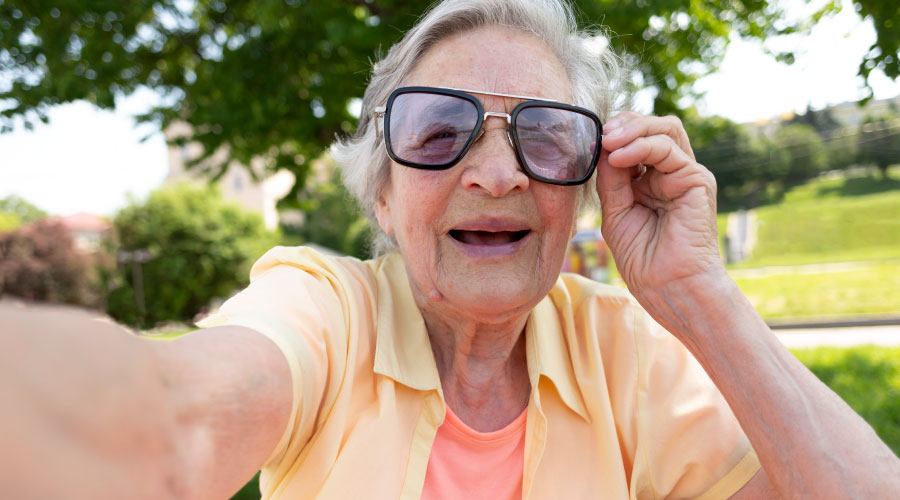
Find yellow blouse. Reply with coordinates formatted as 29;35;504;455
198;246;759;500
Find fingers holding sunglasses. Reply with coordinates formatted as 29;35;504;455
607;135;716;207
595;115;724;317
603;112;695;159
606;133;696;175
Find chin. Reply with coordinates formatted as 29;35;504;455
440;265;552;320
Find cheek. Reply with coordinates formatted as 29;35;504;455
391;170;453;242
539;191;579;240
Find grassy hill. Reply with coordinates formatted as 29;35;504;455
722;167;900;320
733;169;900;268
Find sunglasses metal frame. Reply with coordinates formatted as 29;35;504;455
374;86;603;186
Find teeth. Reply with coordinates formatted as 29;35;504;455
450;230;529;245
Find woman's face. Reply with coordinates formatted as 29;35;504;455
375;27;580;321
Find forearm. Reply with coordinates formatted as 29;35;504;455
0;302;190;499
641;275;900;499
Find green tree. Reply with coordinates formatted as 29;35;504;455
771;123;830;183
683;109;770;208
0;0;845;199
106;181;276;327
0;195;47;223
853;0;900;99
787;106;857;173
857;113;900;178
281;161;371;259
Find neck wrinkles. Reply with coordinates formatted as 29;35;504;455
418;303;532;430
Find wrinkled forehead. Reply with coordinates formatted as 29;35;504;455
403;27;574;109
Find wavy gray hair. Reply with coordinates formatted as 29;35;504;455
331;0;631;256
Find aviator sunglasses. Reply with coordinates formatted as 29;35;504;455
375;86;603;186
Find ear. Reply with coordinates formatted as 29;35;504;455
374;188;393;236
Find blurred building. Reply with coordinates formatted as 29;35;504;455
45;213;111;253
164;122;295;231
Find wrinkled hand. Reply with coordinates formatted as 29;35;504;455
596;112;725;308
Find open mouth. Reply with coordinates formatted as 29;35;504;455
449;229;531;246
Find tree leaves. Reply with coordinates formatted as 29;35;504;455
1;0;896;199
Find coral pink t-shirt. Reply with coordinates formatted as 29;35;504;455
421;405;528;500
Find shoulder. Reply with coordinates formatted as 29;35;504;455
249;246;377;290
239;246;384;311
548;272;694;361
197;246;386;348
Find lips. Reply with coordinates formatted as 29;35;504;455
449;229;530;245
447;218;533;255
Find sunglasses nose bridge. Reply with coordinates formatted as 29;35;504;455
480;111;515;149
483;111;511;123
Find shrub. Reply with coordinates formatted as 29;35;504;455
0;220;103;307
280;166;371;259
106;182;277;328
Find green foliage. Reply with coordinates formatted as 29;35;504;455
684;110;771;207
852;0;900;97
106;182;276;327
770;123;830;182
787;105;858;173
282;163;371;259
0;0;838;198
792;346;900;456
856;111;900;178
229;472;260;500
0;211;22;232
0;195;47;223
573;0;825;116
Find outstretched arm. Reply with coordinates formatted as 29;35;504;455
0;301;291;500
595;112;900;499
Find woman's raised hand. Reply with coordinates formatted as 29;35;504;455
595;111;725;319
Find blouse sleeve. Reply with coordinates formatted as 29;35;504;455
195;246;357;469
629;308;761;500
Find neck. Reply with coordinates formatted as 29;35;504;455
420;308;532;432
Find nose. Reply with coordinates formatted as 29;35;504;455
459;115;529;197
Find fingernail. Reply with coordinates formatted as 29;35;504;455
604;121;622;136
604;126;623;137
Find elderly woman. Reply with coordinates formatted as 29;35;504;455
4;0;899;499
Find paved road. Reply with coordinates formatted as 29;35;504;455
775;325;900;348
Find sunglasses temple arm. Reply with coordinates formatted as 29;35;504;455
373;107;386;136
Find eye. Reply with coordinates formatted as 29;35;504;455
424;129;458;143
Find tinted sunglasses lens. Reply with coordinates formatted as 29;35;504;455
515;106;598;182
388;92;478;167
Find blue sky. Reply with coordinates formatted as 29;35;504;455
2;0;899;217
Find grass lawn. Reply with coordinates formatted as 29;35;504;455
714;168;900;319
732;262;900;319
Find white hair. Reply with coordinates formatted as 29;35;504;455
331;0;631;256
